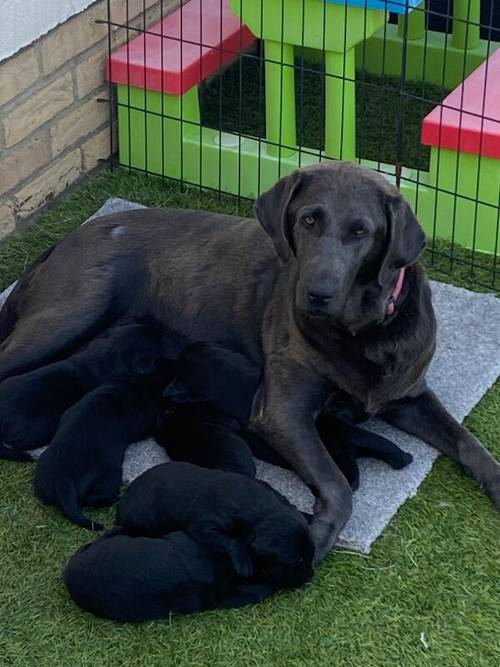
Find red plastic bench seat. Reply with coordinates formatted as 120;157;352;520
107;0;256;96
421;49;500;160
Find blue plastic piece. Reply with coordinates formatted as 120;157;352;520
324;0;423;15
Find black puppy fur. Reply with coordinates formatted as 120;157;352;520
0;317;163;461
246;416;413;492
116;462;314;590
157;342;261;476
157;404;257;476
34;362;172;530
64;527;273;622
157;342;412;490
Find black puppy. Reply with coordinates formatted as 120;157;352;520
156;343;412;489
157;342;261;476
64;527;273;622
34;362;172;530
0;317;162;462
246;416;413;492
116;462;314;590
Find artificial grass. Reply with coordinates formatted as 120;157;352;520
0;167;499;667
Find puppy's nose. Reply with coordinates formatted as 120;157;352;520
308;291;332;308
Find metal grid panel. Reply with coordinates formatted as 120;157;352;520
103;0;500;289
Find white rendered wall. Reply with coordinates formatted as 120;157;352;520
0;0;97;61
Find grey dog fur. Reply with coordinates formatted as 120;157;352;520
1;164;499;558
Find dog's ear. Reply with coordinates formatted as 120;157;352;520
189;517;253;577
254;170;302;262
378;195;426;287
162;379;192;403
130;350;158;375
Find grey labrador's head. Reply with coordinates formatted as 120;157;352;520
254;161;425;335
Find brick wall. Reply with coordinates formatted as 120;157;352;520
0;0;179;241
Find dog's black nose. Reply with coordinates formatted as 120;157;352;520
308;291;332;307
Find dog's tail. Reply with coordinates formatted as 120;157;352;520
0;442;32;462
56;478;104;531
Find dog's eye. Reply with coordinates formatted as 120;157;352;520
353;228;366;238
303;215;316;226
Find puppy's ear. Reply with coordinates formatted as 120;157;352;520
378;195;426;287
162;379;192;403
190;518;253;577
130;351;158;375
254;170;302;262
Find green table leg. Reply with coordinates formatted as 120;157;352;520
325;48;356;161
398;4;425;40
264;40;296;158
452;0;480;50
117;84;200;180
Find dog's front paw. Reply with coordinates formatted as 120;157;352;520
311;519;336;565
486;472;500;511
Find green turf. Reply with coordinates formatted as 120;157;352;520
0;166;499;667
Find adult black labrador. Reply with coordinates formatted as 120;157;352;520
1;162;498;561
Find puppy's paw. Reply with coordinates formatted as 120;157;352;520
231;551;254;578
391;450;413;469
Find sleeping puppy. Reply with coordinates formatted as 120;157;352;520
156;342;261;476
64;527;273;622
34;363;172;530
316;414;413;491
157;404;257;476
156;342;412;489
246;417;413;492
0;317;163;462
116;462;314;590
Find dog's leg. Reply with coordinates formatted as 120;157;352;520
250;358;353;563
382;387;500;509
0;299;112;382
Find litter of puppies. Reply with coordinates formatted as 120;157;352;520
0;320;412;622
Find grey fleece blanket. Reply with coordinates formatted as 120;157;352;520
1;198;499;553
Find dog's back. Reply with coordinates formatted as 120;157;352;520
164;342;261;423
64;529;232;621
116;462;314;588
34;368;170;530
69;316;164;385
34;385;127;529
157;403;256;476
157;342;260;475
